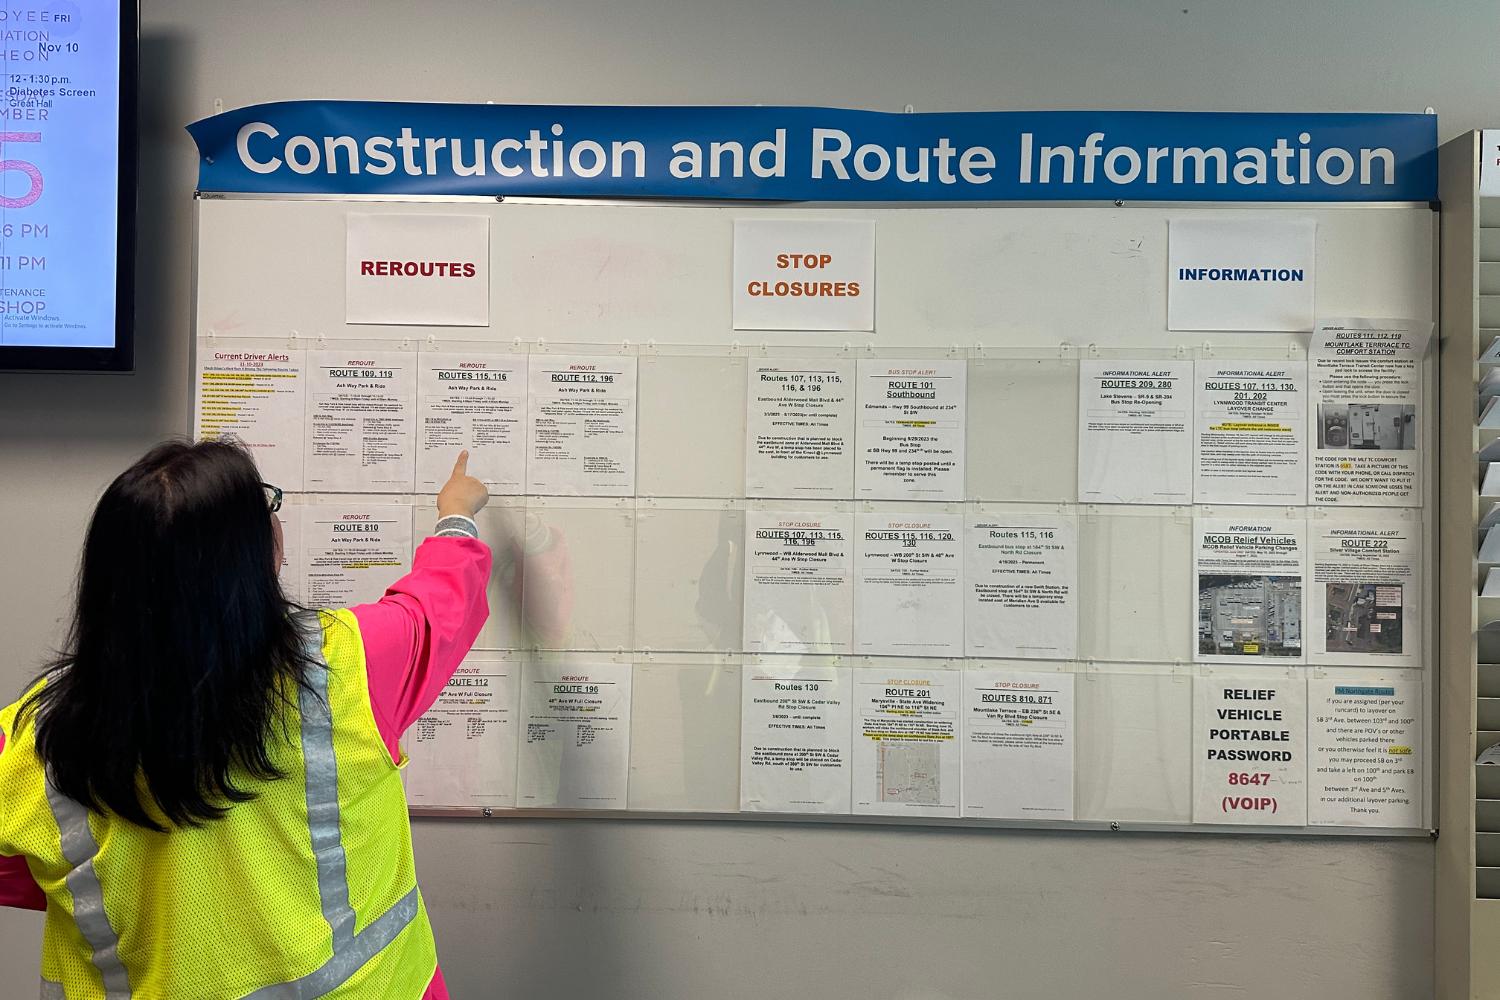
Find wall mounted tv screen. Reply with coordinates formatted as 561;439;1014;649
0;0;136;372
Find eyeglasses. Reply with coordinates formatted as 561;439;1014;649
261;482;283;513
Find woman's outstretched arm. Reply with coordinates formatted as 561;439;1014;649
350;451;492;762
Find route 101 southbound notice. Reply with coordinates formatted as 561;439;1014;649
854;359;966;500
1193;675;1307;826
1309;318;1428;507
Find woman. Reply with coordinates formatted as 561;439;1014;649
0;439;491;999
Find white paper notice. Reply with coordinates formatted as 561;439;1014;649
346;214;489;327
745;359;855;499
406;656;519;809
526;355;638;496
743;509;854;655
1078;360;1193;504
274;504;305;605
1309;519;1420;668
1194;518;1306;663
740;661;852;813
1193;674;1307;826
853;512;963;656
1194;361;1307;504
1308;672;1422;827
962;669;1075;820
965;514;1078;660
1309;318;1427;507
732;219;875;331
854;359;966;500
852;668;961;817
305;351;417;492
416;353;525;494
517;660;631;809
303;504;413;608
195;346;307;490
1167;218;1315;332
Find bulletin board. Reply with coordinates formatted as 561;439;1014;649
190;193;1437;837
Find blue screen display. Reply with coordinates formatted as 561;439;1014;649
0;0;119;350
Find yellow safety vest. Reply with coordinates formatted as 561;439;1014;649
0;610;437;999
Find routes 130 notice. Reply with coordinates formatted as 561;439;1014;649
740;661;852;814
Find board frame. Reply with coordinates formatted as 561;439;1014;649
190;191;1439;839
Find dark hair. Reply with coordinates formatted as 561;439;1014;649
20;439;313;832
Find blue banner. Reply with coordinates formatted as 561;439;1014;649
188;102;1437;203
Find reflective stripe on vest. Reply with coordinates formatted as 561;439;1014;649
37;616;421;1000
238;620;419;1000
42;784;130;998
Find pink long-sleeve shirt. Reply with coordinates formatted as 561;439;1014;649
0;533;492;1000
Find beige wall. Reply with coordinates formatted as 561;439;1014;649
6;1;1496;994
